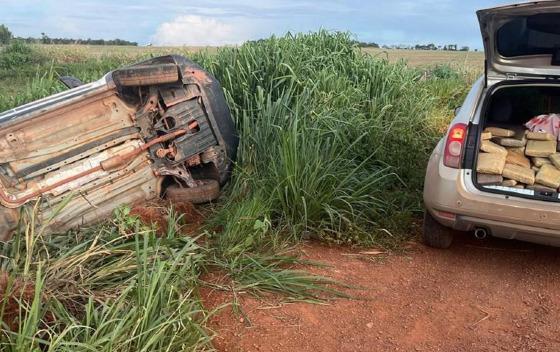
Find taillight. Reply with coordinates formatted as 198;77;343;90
443;123;467;169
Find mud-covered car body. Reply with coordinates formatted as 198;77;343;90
0;55;238;240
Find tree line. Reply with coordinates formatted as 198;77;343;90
354;41;473;52
0;24;137;46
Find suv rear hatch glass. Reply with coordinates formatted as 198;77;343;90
478;2;560;84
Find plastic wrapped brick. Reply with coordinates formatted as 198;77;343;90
502;163;535;185
550;153;560;169
527;184;557;193
525;140;557;157
532;157;551;167
484;127;515;137
477;173;504;185
506;150;531;169
476;152;506;175
501;179;517;187
526;131;555;141
480;140;507;156
535;164;560;189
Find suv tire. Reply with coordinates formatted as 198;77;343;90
422;210;454;249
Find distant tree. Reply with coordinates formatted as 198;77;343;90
0;24;12;45
41;32;50;44
353;41;380;48
16;34;137;46
460;46;470;51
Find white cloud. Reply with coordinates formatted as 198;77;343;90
151;15;253;46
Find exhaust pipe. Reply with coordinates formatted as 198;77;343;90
474;228;488;240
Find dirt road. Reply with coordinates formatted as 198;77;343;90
203;234;560;351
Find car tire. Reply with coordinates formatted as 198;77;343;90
422;210;454;249
165;179;220;204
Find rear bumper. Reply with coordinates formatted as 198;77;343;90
453;214;560;246
424;145;560;246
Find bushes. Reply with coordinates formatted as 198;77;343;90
196;31;455;245
0;41;44;70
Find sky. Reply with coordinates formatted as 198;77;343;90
1;0;528;49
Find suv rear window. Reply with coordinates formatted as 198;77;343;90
497;13;560;58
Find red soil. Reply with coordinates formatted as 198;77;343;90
202;234;560;352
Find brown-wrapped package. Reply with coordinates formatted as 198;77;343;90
550;153;560;169
532;157;551;167
502;163;535;185
509;147;526;155
481;131;492;140
484;127;515;137
535;164;560;189
526;131;555;141
477;152;506;175
501;179;517;187
527;184;557;193
480;140;507;156
492;137;526;147
506;150;531;169
477;173;504;185
525;140;557;157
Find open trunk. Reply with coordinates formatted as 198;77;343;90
473;83;560;202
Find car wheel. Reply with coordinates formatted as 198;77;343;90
422;210;454;249
165;179;220;204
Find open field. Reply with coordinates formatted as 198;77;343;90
362;47;484;68
30;45;485;76
31;44;485;68
0;33;493;350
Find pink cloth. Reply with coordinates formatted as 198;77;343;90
525;114;560;141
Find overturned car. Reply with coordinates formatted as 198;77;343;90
0;55;238;240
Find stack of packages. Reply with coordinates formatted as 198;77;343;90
477;127;560;192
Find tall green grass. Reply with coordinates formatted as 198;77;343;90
195;31;469;246
0;205;339;350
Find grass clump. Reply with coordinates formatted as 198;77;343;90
0;204;341;350
0;41;44;71
196;31;463;245
0;207;212;351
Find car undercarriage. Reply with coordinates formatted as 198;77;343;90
0;55;238;240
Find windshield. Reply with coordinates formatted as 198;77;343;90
497;13;560;58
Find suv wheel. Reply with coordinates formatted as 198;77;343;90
422;210;454;249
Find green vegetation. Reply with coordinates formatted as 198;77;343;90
199;32;472;246
0;32;474;349
0;25;12;45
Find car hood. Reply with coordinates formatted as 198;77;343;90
478;1;560;85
